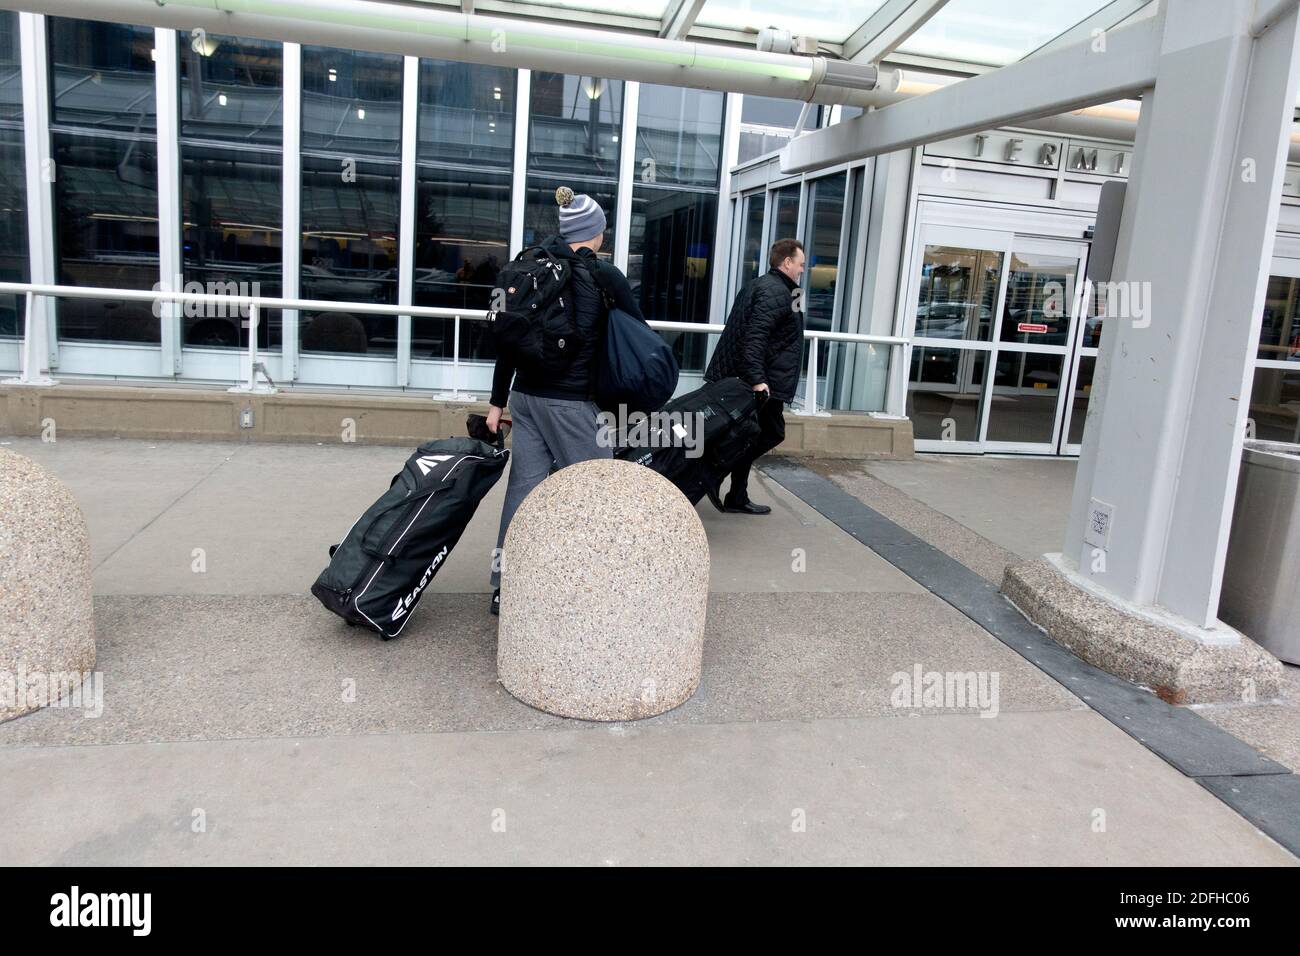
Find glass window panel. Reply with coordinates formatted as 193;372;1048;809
180;36;283;351
804;172;845;334
527;72;623;178
179;34;282;145
416;58;514;168
526;73;621;256
53;131;160;344
1081;280;1105;349
412;167;511;361
628;186;717;372
915;245;1001;342
899;0;1114;67
772;184;799;246
986;351;1062;444
907;346;986;442
49;18;156;133
412;59;515;362
739;193;765;286
0;11;25;342
1259;274;1300;362
300;153;400;355
697;1;889;45
999;251;1075;345
181;145;283;349
301;46;403;157
300;46;402;356
1068;356;1095;446
634;83;723;188
1247;367;1300;444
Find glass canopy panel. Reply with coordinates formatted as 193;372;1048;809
531;0;673;18
898;0;1115;66
696;0;889;45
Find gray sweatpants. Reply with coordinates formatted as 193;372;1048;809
490;390;611;588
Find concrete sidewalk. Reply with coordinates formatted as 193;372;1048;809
0;437;1294;865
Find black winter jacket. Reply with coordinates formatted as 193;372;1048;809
705;268;804;402
489;237;644;408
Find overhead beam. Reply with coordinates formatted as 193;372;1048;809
845;0;950;63
781;13;1161;173
660;0;707;40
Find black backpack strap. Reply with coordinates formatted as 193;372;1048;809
576;254;617;310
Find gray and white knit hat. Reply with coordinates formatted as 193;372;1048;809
555;186;607;243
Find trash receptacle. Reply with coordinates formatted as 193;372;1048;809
1220;439;1300;665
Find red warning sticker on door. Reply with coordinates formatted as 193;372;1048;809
1017;322;1049;333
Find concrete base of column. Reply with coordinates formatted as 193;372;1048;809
1002;555;1282;705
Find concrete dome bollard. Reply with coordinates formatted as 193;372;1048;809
497;458;710;720
0;449;96;722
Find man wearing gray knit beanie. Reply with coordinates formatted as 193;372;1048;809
483;186;646;616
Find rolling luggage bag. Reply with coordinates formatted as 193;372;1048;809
616;377;762;504
311;434;508;639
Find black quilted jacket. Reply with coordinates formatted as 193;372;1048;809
705;268;803;402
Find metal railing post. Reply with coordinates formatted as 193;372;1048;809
804;334;819;415
3;290;57;387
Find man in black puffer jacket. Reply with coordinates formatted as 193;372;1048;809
485;187;644;614
703;238;806;515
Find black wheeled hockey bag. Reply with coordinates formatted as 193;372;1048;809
311;436;508;638
616;377;762;504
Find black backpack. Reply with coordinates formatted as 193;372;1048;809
489;245;579;375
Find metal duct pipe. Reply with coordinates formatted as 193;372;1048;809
0;0;902;106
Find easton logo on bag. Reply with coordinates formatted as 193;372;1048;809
489;245;580;375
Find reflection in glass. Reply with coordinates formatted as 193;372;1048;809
915;245;1001;342
634;84;723;188
1247;367;1300;443
739;193;765;286
999;251;1075;345
53;132;160;344
1067;356;1095;446
804;172;845;333
180;35;283;350
49;18;156;132
986;351;1062;444
300;46;403;355
907;346;986;442
772;185;799;246
0;11;25;342
1259;275;1300;362
412;58;515;362
628;187;717;371
525;73;622;254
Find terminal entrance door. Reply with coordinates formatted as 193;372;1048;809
906;222;1090;455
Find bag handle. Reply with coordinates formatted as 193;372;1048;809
358;475;457;560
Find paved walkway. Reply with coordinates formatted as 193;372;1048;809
0;437;1294;865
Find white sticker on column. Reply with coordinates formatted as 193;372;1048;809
1084;498;1114;550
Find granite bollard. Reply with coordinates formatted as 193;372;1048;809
497;458;710;720
0;448;96;722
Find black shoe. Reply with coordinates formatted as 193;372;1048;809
705;485;726;513
724;499;771;515
490;588;500;616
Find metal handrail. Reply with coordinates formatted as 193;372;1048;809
0;280;906;413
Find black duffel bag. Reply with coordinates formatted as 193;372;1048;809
311;435;508;639
616;376;762;505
